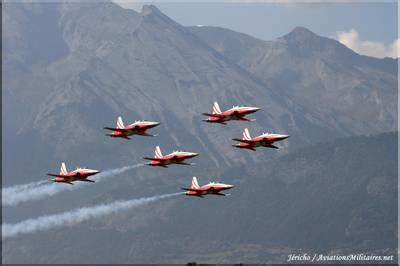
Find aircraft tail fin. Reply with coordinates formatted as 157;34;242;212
212;101;222;114
191;176;200;189
60;162;68;175
242;128;251;140
155;146;163;158
116;116;125;129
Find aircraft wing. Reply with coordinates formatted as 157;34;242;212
48;173;79;178
103;127;127;132
47;173;61;177
143;157;169;161
47;173;77;180
181;188;202;192
137;132;156;137
232;138;254;144
201;113;225;118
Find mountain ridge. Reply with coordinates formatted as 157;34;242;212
190;24;397;137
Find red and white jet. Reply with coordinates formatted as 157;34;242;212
47;162;100;185
104;116;160;139
232;128;289;151
202;101;260;125
181;176;234;198
143;146;199;168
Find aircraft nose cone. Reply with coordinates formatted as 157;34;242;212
245;107;261;113
191;153;199;157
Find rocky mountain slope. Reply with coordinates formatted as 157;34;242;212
190;25;398;136
3;132;397;263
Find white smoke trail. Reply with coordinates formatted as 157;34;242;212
94;164;143;182
2;164;143;207
2;192;183;239
2;180;48;195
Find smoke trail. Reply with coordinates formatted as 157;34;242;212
2;180;48;195
94;164;143;182
2;164;143;207
2;192;183;239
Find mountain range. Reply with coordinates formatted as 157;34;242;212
3;2;397;184
2;2;398;264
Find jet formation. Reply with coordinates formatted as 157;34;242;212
48;162;100;185
181;176;234;197
48;102;289;197
202;101;260;124
143;146;199;168
104;116;160;139
232;128;290;151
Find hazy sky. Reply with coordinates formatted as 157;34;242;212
114;1;398;58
